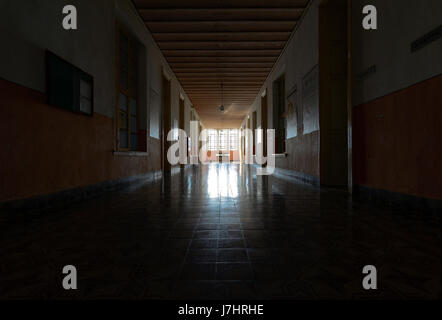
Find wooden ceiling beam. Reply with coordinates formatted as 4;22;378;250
188;87;261;90
140;8;303;22
197;111;250;116
183;83;261;86
133;0;309;9
177;72;268;77
174;68;272;73
187;91;260;95
158;41;285;50
182;82;262;85
145;21;296;33
198;108;250;112
182;83;263;86
191;101;256;104
170;62;274;68
187;91;261;94
183;82;262;85
192;102;255;104
190;93;259;96
163;49;280;57
153;32;291;42
191;100;255;104
166;56;277;62
192;96;256;98
180;77;266;80
190;96;258;100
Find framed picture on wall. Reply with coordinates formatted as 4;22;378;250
286;85;298;139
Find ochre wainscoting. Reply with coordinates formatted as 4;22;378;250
353;75;442;201
0;79;161;202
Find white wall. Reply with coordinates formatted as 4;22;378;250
241;0;319;137
352;0;442;105
241;0;442;142
0;0;201;134
0;0;116;117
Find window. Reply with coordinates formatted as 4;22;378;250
149;89;160;139
208;129;218;151
229;129;239;150
117;29;138;151
46;51;93;116
219;129;228;151
252;111;257;155
207;129;239;151
273;75;286;154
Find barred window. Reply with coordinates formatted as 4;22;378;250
229;129;239;150
208;130;218;151
219;129;228;151
207;129;240;151
118;29;139;151
46;51;93;116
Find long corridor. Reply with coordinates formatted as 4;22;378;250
1;164;441;299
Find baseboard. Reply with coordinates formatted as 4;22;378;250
0;170;163;217
353;185;442;216
270;167;320;186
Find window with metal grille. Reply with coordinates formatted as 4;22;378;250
273;75;286;154
117;28;138;151
46;51;93;116
229;129;239;150
208;130;218;151
219;129;229;151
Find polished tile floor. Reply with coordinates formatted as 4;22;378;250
0;163;441;299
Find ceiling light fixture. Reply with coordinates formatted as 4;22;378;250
219;83;225;113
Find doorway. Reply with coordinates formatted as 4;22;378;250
161;74;171;172
261;91;268;165
318;0;349;187
179;97;185;168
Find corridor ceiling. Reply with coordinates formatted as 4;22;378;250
133;0;310;128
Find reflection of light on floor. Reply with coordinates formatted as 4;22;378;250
186;175;192;195
207;164;239;199
219;165;228;197
229;167;238;198
207;164;218;198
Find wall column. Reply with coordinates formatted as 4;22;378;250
319;0;349;186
